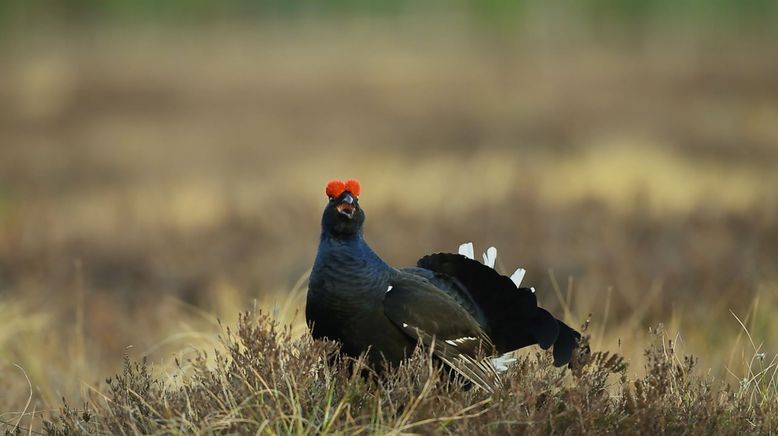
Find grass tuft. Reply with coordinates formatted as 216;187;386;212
35;313;777;435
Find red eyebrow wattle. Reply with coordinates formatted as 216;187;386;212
344;179;361;197
325;180;346;198
326;179;360;198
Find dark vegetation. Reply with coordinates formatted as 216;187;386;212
39;314;775;435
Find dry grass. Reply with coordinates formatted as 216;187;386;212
34;314;778;434
1;18;777;433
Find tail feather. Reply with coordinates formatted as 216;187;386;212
418;252;579;366
552;320;581;367
490;352;517;372
532;307;560;350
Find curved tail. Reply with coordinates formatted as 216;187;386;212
417;252;580;366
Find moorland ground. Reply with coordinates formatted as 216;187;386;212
1;3;777;432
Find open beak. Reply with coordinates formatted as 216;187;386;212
336;193;355;218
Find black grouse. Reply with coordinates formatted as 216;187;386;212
306;179;580;390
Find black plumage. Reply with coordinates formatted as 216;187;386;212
306;180;580;390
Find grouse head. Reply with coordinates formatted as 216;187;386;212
321;179;364;238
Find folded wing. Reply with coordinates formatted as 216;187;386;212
383;274;502;392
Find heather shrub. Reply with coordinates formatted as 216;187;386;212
39;313;776;435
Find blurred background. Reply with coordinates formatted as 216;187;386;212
1;0;777;416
